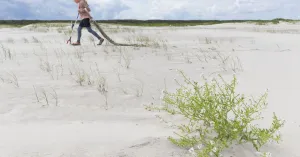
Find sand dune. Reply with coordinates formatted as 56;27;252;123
0;22;299;157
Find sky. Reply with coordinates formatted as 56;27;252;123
1;0;299;20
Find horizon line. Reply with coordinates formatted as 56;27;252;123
0;18;299;21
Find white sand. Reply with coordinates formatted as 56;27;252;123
0;22;299;157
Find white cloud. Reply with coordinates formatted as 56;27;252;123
2;0;300;20
105;0;299;20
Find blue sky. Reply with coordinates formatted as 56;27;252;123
1;0;299;20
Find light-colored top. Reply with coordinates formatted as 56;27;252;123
78;0;92;19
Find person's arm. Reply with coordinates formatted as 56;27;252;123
84;3;91;12
84;2;93;19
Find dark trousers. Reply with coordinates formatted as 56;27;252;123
77;18;102;42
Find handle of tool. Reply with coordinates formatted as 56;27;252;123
67;13;80;44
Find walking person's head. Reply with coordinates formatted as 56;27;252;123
74;0;88;4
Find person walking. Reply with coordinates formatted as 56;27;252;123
72;0;104;45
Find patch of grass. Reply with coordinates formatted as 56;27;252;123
146;70;285;157
7;71;19;88
39;56;54;79
96;75;108;109
33;86;59;107
251;18;297;25
0;24;25;28
32;36;40;43
0;43;15;60
74;67;87;86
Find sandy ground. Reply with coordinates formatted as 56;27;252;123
0;22;299;157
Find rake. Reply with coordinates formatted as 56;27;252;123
66;13;79;44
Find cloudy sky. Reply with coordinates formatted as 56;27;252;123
1;0;299;20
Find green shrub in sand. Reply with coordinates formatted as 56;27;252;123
146;70;285;157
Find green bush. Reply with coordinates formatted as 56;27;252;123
146;70;285;157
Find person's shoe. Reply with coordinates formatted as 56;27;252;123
97;38;104;45
72;41;81;46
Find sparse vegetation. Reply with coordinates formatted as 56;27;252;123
33;86;59;107
134;78;144;97
39;56;55;79
0;18;292;157
121;51;131;69
73;47;85;62
7;71;19;88
32;36;40;43
73;66;87;86
96;75;109;109
0;43;15;60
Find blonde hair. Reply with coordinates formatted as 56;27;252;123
83;0;91;11
83;0;89;6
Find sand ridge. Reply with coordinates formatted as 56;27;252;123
0;22;299;157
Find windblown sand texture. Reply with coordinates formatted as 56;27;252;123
0;22;299;157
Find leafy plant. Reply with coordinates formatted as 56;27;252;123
146;70;284;157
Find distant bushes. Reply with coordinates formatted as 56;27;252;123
0;18;298;27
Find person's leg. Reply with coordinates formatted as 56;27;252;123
86;26;105;45
86;26;102;40
73;18;104;45
72;20;83;45
77;25;83;43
